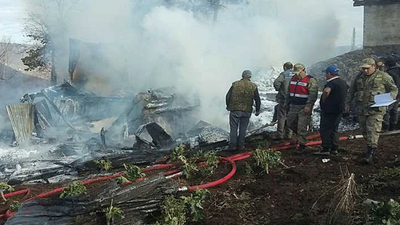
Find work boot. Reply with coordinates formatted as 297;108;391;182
363;147;376;164
297;144;307;154
330;146;339;155
227;144;236;151
382;124;389;132
313;147;330;155
237;146;246;151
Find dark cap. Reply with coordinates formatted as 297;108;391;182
242;70;252;78
385;59;396;68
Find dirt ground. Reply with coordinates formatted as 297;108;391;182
2;130;400;225
190;130;400;225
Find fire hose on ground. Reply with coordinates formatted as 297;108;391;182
0;132;387;220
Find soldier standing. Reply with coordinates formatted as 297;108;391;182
314;66;348;155
383;59;400;131
285;63;318;152
345;58;398;164
226;70;261;151
273;62;294;140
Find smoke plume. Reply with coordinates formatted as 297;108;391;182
23;0;340;128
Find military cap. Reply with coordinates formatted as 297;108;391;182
293;63;305;74
361;58;375;68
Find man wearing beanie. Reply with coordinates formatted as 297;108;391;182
226;70;261;151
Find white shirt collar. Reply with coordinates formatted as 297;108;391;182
327;76;339;82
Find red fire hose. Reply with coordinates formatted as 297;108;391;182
0;133;362;221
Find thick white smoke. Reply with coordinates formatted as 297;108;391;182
23;0;340;128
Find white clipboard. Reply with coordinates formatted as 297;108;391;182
370;93;396;107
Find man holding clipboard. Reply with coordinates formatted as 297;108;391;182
345;58;398;164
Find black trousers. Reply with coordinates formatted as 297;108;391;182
320;111;342;150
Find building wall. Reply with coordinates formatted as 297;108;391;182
364;3;400;47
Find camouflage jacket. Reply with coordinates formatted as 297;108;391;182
284;74;318;107
226;78;261;113
346;70;398;115
273;69;294;103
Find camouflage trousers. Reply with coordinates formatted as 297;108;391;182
276;103;293;139
287;104;312;145
358;113;384;148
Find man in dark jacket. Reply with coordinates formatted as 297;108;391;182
315;66;348;155
226;70;261;150
383;59;400;131
273;62;294;140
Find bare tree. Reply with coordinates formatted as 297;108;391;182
0;36;16;82
22;0;81;84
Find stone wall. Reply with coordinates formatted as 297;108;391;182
364;3;400;47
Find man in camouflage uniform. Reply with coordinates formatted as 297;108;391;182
285;63;318;151
226;70;261;150
345;58;398;164
273;62;294;140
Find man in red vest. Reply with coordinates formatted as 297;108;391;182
285;63;318;152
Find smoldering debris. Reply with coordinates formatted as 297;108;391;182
0;80;234;184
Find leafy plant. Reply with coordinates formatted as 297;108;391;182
367;199;400;225
95;158;112;171
194;150;219;176
156;195;187;225
245;162;254;176
180;155;199;180
0;182;14;201
250;149;281;174
115;176;129;184
179;150;220;179
124;164;145;182
155;189;210;225
182;189;210;222
9;201;21;212
171;145;185;162
104;199;124;225
59;181;87;198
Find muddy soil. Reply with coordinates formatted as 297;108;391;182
190;131;400;225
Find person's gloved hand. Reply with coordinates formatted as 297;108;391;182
255;111;260;116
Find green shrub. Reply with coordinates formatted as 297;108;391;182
171;145;185;162
104;199;124;225
249;149;281;174
155;189;210;225
9;201;21;212
367;199;400;225
182;189;210;222
115;176;129;184
95;158;112;171
123;164;145;182
59;181;87;198
180;150;220;179
0;182;14;201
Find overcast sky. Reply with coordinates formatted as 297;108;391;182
0;0;363;46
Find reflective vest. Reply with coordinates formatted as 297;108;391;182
289;75;312;105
